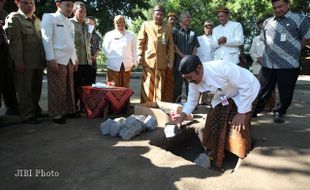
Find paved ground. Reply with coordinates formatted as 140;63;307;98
0;75;310;190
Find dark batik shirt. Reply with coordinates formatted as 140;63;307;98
90;31;101;56
262;11;310;69
173;26;199;63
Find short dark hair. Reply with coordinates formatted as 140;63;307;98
256;18;265;25
86;16;96;24
271;0;289;4
73;1;85;12
179;55;202;74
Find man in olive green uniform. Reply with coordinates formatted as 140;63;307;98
0;0;19;117
70;1;92;113
5;0;45;124
137;5;174;103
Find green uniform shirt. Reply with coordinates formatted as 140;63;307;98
70;18;91;65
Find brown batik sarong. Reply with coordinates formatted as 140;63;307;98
140;65;166;103
162;68;174;102
47;63;76;117
202;99;252;168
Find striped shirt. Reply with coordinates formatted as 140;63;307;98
262;11;310;69
173;26;199;63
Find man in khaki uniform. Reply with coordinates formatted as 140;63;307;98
137;5;174;103
5;0;45;124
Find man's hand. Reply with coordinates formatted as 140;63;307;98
73;63;78;72
257;57;263;64
167;63;173;70
47;60;58;74
91;56;97;62
230;113;247;132
15;64;26;74
173;112;187;128
218;36;227;45
138;55;144;65
131;64;137;71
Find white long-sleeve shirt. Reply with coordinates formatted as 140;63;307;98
41;10;77;65
182;60;260;115
103;29;137;72
249;35;264;75
211;21;244;64
196;34;214;62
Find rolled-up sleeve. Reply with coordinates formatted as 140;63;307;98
182;83;200;115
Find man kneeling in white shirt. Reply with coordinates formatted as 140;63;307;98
174;55;260;168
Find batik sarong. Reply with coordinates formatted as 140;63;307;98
162;68;174;102
140;65;166;103
47;63;76;116
202;99;252;168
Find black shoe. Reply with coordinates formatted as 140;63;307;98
24;117;40;124
36;113;49;118
66;112;81;118
5;108;19;115
274;112;285;123
53;117;66;124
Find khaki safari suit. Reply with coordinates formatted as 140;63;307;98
5;10;45;120
137;21;174;103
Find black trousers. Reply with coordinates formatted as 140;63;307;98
173;60;189;102
90;61;97;84
0;45;18;110
254;67;300;115
74;65;94;109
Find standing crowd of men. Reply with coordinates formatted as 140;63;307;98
0;0;309;168
0;0;102;124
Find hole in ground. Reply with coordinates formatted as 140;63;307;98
150;125;240;172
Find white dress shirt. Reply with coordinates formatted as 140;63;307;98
103;29;137;72
41;10;77;65
249;35;264;75
211;21;244;64
182;60;260;115
196;34;214;62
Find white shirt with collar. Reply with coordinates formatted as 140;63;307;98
196;34;214;62
103;29;137;72
250;35;264;75
182;60;260;115
211;21;244;64
41;10;77;65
